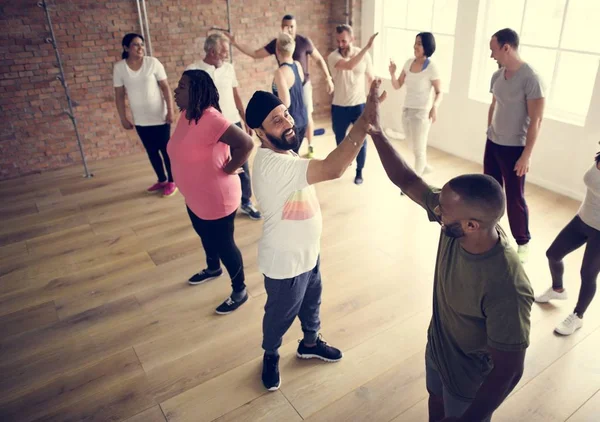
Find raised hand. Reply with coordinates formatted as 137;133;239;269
389;59;397;75
223;32;236;45
363;79;387;135
366;32;379;49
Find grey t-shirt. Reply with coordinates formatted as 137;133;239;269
487;63;544;147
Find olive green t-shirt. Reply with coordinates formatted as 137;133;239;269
424;188;534;400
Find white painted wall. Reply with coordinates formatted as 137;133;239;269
362;0;600;201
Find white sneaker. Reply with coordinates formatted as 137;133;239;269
517;244;529;263
554;313;583;336
534;287;568;303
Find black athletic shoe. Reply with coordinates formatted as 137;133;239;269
188;268;223;285
240;203;262;220
296;335;343;362
215;293;248;315
354;170;363;185
262;353;281;391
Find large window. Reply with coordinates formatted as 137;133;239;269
469;0;600;126
374;0;458;92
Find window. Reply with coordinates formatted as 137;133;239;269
469;0;600;126
373;0;459;92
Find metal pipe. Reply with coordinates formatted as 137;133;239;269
141;0;153;56
38;0;92;178
210;0;233;63
135;0;145;44
345;0;350;25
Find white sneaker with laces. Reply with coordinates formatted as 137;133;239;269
554;313;583;336
534;287;568;303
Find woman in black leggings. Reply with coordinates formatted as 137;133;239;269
535;151;600;335
113;33;177;197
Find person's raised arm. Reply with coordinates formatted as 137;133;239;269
306;79;386;184
224;32;271;59
334;33;378;71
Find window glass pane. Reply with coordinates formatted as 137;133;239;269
485;0;525;38
520;46;556;97
521;0;566;48
432;33;454;92
386;28;419;66
383;0;408;28
561;0;600;53
432;0;458;35
406;0;434;30
551;51;599;116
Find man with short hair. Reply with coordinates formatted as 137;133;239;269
327;25;377;185
245;80;385;392
369;107;534;421
486;28;545;262
226;14;334;158
187;33;262;220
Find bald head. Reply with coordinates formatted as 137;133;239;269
445;174;505;226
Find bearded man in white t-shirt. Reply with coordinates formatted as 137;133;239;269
187;33;261;220
245;81;386;392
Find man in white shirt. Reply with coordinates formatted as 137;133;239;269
186;33;261;220
245;80;386;392
327;25;377;184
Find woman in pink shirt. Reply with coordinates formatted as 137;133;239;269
168;70;254;314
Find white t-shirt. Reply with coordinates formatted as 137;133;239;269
578;162;600;231
328;46;373;106
185;60;240;124
252;148;323;279
402;58;440;110
113;56;168;126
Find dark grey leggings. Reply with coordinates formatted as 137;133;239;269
546;215;600;317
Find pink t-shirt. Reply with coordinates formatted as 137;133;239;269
167;107;241;220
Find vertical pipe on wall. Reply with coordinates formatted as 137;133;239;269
38;0;92;178
135;0;146;45
141;0;153;56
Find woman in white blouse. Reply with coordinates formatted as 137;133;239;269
389;32;442;178
113;33;177;197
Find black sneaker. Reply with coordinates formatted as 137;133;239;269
354;171;363;185
215;292;248;315
240;203;262;220
188;268;223;285
296;335;343;362
262;353;281;391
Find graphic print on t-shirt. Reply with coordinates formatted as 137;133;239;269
282;187;320;220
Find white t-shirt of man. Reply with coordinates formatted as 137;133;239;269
402;58;440;110
186;60;240;124
328;46;373;107
113;56;168;126
252;148;323;279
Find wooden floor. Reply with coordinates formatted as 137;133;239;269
1;124;599;422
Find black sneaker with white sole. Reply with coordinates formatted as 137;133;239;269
262;353;281;391
188;268;223;285
240;203;262;220
215;292;248;315
296;335;343;362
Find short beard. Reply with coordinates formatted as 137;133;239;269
264;126;299;151
442;221;465;239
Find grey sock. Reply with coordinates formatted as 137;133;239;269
231;288;246;302
303;331;318;346
265;349;279;357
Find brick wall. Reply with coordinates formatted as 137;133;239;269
0;0;361;180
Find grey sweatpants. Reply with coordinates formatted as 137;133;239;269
262;258;322;353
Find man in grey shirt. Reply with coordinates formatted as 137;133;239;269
485;28;545;263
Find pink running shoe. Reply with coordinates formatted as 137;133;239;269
163;182;178;197
147;181;167;193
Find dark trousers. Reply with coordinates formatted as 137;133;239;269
547;215;600;317
187;207;246;293
331;104;367;170
262;258;322;352
483;139;530;245
135;123;173;183
234;122;252;205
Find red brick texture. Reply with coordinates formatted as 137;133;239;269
0;0;361;180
